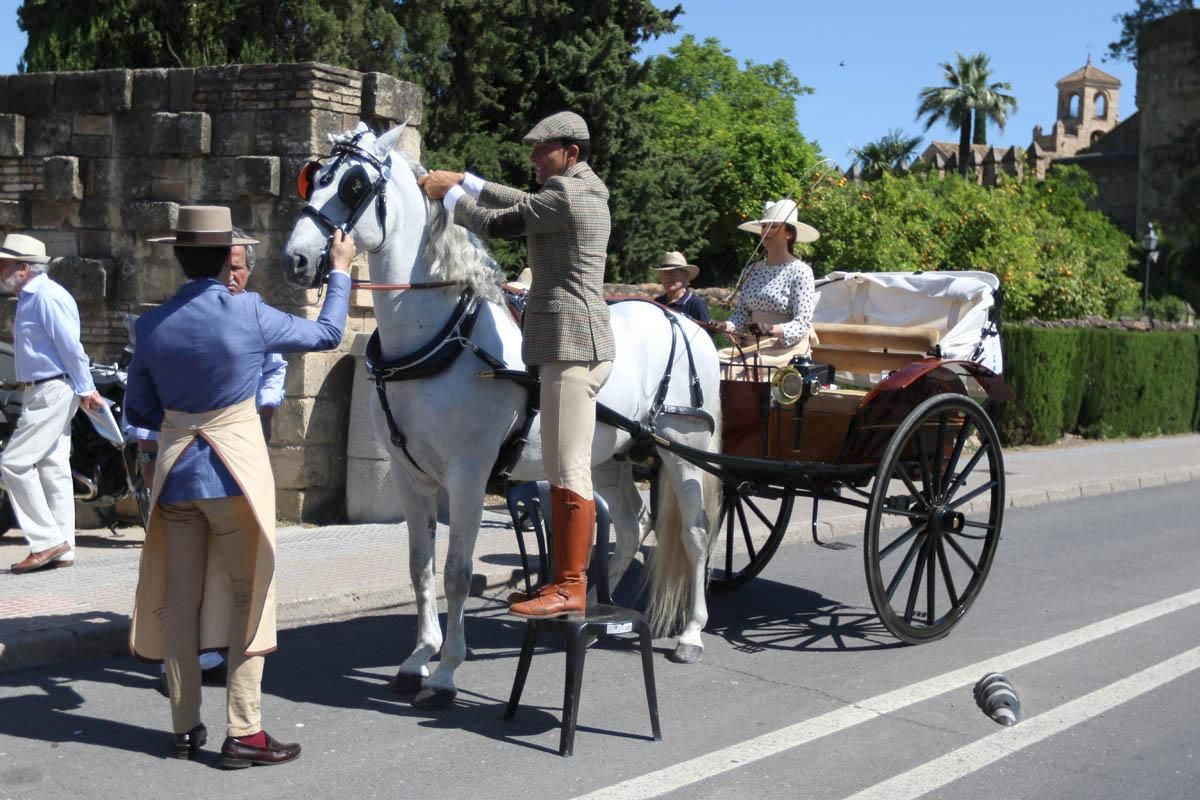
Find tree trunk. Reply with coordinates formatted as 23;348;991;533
958;115;972;178
973;111;988;145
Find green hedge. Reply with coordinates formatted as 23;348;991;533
997;326;1200;445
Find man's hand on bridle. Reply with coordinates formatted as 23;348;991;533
329;229;356;273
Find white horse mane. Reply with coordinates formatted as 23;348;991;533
329;127;504;302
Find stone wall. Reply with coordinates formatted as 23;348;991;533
0;63;423;522
1137;9;1200;239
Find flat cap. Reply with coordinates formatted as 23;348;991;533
522;111;590;144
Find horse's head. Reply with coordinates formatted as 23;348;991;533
281;122;416;288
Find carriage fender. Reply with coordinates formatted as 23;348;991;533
864;358;1014;403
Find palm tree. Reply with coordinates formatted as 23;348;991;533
851;129;923;179
917;52;1018;177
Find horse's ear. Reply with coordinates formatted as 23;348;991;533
373;122;409;159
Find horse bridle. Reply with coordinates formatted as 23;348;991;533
298;131;396;289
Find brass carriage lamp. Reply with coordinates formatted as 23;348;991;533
1141;223;1159;314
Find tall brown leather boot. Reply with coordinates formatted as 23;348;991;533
510;486;593;617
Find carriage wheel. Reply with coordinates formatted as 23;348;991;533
709;483;795;591
864;393;1004;644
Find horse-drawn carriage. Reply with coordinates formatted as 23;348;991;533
607;269;1011;644
282;123;1013;703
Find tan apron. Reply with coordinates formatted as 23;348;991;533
130;397;278;660
717;311;821;380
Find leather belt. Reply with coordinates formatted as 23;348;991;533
16;373;66;390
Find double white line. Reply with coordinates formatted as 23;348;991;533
575;587;1200;800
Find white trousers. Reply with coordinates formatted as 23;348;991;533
0;379;78;557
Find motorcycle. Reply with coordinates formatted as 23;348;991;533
0;317;150;536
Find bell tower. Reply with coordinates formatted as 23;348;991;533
1050;56;1121;154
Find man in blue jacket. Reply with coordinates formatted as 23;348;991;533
126;206;354;768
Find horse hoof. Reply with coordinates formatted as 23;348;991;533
668;643;704;664
413;687;457;708
389;671;424;695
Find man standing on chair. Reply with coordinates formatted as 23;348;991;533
0;233;104;574
419;111;614;617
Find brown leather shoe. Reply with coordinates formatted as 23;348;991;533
219;731;301;769
509;487;593;618
172;723;206;760
506;583;557;604
10;542;71;574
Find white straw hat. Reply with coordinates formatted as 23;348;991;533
737;199;820;243
508;267;533;291
0;233;51;264
651;251;699;282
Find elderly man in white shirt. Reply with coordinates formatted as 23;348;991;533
0;234;104;574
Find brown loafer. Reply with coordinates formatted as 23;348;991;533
220;731;301;769
10;542;71;574
172;723;207;760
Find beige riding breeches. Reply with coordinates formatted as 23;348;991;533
539;360;612;497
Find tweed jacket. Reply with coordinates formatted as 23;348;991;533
453;162;616;366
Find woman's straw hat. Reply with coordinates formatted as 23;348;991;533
737;199;820;243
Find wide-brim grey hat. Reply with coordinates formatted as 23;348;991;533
522;111;590;144
147;205;260;247
652;250;699;282
737;199;820;243
0;233;52;264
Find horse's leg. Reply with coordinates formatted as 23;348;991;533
659;451;715;664
391;477;442;694
414;466;488;708
594;458;649;590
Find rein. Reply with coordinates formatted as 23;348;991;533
349;279;461;291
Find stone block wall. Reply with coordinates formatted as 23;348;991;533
0;63;423;522
1137;9;1200;239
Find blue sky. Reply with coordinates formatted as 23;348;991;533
0;0;1140;168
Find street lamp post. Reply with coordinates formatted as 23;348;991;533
1142;223;1159;315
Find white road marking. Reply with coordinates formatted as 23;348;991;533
842;643;1200;800
573;587;1200;800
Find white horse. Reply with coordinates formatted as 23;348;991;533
282;123;722;705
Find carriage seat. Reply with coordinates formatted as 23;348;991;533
810;322;941;379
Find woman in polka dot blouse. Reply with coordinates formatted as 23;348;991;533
718;199;821;378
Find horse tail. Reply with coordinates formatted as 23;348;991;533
644;404;723;637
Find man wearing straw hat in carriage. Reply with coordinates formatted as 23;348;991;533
418;110;614;618
125;206;355;767
653;250;711;324
717;198;821;379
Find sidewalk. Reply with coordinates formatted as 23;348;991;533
2;434;1198;673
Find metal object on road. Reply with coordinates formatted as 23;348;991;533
975;672;1022;726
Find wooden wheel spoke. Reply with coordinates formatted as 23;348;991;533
943;443;989;499
946;479;998;511
896;464;931;509
915;432;934;502
932;414;948;502
723;497;735;577
940;419;975;497
936;540;960;608
879;521;926;561
881;505;926;520
885;532;926;601
926;537;936;625
904;547;929;624
733;498;757;561
944;531;980;575
742;496;777;531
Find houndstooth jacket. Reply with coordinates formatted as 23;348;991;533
453;162;615;367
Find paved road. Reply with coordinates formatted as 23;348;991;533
1;481;1198;799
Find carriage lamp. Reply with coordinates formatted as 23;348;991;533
1142;223;1159;314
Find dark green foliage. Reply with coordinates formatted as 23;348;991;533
1107;0;1195;65
18;0;403;73
998;325;1200;445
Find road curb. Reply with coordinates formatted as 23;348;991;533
3;468;1197;676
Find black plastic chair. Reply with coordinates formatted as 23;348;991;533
503;481;662;757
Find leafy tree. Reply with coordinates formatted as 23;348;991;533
392;0;682;282
916;52;1017;177
634;35;823;285
798;166;1140;320
850;129;923;180
1106;0;1195;65
17;0;403;73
